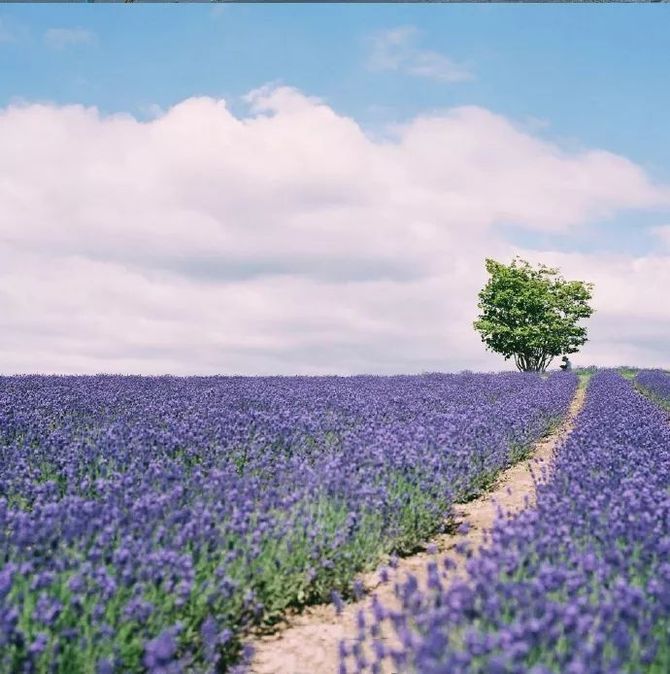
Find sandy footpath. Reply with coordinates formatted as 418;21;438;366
249;384;588;674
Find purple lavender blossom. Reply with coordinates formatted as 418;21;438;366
0;370;576;671
350;371;670;673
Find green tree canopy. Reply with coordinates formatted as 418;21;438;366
473;257;594;372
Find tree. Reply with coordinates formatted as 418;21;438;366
473;257;594;373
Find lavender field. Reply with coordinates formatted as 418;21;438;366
349;370;670;674
4;2;670;671
0;372;575;672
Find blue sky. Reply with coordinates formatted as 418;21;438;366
1;4;669;373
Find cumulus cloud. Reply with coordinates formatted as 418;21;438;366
0;86;669;374
44;27;97;49
368;26;473;83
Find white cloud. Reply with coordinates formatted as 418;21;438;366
0;86;669;375
44;27;97;50
368;26;473;83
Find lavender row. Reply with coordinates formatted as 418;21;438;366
636;369;670;410
0;372;576;672
348;371;670;674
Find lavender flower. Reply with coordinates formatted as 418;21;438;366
0;370;576;671
349;371;670;673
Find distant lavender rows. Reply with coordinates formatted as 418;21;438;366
636;369;670;410
347;370;670;674
0;372;576;672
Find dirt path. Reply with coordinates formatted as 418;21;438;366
249;384;587;674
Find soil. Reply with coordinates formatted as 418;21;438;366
248;384;587;674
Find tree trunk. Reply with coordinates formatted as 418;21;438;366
514;351;554;373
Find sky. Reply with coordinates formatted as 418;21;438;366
1;4;669;375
